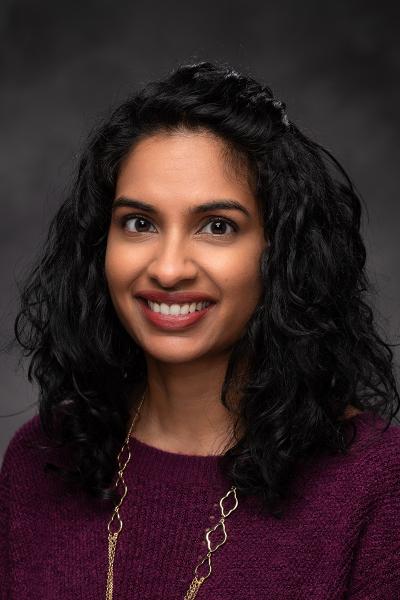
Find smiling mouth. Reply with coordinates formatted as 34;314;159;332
136;297;215;329
144;299;211;316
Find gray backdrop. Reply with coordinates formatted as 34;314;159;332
1;0;399;457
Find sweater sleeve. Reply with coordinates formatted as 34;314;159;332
0;441;12;600
346;448;400;599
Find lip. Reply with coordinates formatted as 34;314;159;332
135;290;217;304
136;296;216;330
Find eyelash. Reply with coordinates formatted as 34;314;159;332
118;214;239;236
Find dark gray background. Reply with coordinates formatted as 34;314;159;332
1;0;399;457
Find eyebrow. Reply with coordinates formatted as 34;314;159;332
112;197;251;218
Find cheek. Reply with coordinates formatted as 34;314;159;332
227;258;263;309
205;248;263;351
206;245;263;307
104;237;139;296
104;244;122;293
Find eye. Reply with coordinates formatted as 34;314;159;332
121;215;238;236
200;217;238;235
122;215;157;233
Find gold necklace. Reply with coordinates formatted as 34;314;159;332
106;392;239;599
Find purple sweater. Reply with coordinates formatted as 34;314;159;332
1;411;400;599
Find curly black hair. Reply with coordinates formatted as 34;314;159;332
11;60;399;518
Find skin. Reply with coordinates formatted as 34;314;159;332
105;130;266;454
105;130;362;455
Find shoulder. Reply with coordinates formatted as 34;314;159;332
341;414;400;596
0;414;59;481
337;412;400;497
0;413;79;513
345;412;400;491
1;414;45;460
297;412;400;505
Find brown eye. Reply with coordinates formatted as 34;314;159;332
201;218;236;235
120;215;239;237
123;216;157;233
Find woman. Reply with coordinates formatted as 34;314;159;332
1;61;399;599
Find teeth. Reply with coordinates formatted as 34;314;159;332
147;300;211;315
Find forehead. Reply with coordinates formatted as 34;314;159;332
115;131;258;213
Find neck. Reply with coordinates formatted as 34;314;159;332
130;353;241;455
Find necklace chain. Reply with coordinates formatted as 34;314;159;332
105;392;239;599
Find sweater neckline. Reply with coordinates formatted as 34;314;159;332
126;411;378;486
127;433;228;486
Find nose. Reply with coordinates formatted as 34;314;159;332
146;232;199;288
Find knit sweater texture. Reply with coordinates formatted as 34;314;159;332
1;411;400;599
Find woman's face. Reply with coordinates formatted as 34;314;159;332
105;131;266;365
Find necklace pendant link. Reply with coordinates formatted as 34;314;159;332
220;486;238;518
206;519;227;553
194;550;212;581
